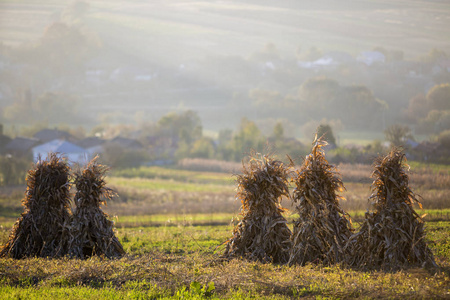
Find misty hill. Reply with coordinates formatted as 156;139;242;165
1;0;450;136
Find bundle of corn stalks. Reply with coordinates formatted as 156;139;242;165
68;157;125;258
289;136;353;266
345;148;436;270
223;152;292;263
0;153;71;258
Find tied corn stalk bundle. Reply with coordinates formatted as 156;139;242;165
0;153;71;258
289;136;354;266
345;149;436;270
223;152;292;264
68;157;124;258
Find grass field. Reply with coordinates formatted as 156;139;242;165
0;164;450;298
0;220;449;299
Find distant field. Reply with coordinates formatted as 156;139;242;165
1;0;450;60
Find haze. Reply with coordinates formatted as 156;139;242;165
1;0;449;141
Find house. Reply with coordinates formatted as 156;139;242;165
356;51;385;66
5;137;40;157
108;136;144;150
33;129;75;143
32;139;88;165
75;137;105;158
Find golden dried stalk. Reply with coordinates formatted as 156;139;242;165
289;136;353;265
68;157;125;258
0;153;72;258
345;148;436;270
223;152;292;263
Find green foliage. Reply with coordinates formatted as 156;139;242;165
384;124;413;147
231;118;266;161
3;91;83;126
158;110;202;145
438;130;450;148
0;155;30;186
297;78;387;130
317;124;336;146
427;83;450;111
271;122;284;141
102;145;150;169
404;93;428;123
420;48;447;64
189;138;215;159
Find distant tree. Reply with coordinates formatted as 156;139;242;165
63;1;90;20
189;137;215;159
0;155;30;186
420;48;447;64
338;85;388;129
33;92;79;124
3;89;33;124
13;21;101;79
298;77;339;115
232;118;266;161
427;83;450;111
384;124;413;147
317;124;336;147
300;46;322;61
373;46;404;62
158;110;202;145
250;42;280;62
404;93;428;122
218;129;232;145
272;122;284;142
438;130;450;148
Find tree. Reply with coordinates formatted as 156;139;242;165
271;122;284;142
420;48;447;64
232;118;266;161
157;110;202;145
33;92;79;124
189;138;215;159
438;130;450;148
384;124;413;147
427;83;450;111
0;155;30;186
404;94;428;122
317;124;336;147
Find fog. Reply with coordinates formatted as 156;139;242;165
1;0;450;141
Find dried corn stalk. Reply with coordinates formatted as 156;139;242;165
0;153;72;258
345;148;436;270
68;157;124;258
223;152;292;263
289;136;353;265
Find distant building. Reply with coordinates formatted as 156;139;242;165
108;136;144;150
356;51;385;66
33;129;75;143
75;137;105;158
32;139;88;165
5;137;40;157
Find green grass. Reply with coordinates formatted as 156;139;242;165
108;176;233;193
408;161;450;174
111;166;235;185
0;222;449;299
